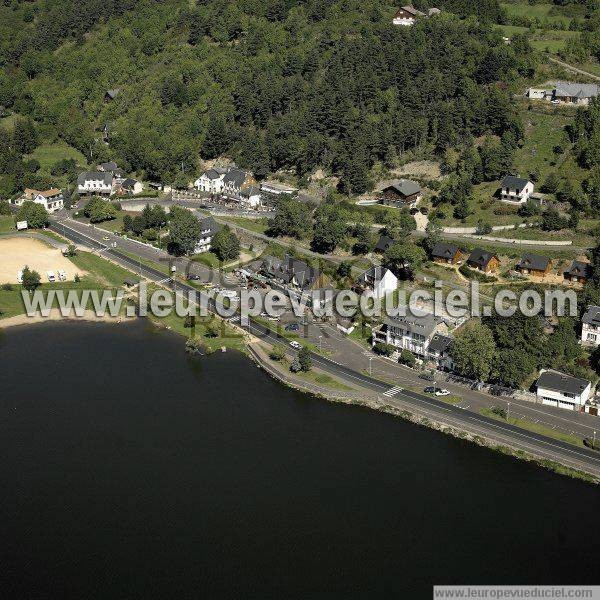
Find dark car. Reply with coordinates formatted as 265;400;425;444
187;274;201;281
419;372;435;381
424;386;436;394
285;323;300;332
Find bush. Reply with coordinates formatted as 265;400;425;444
269;344;286;361
490;406;507;420
290;357;302;373
298;346;312;372
16;201;49;229
0;200;11;215
21;266;41;291
185;337;204;355
399;349;416;366
142;228;158;241
492;203;519;216
373;342;394;356
1;283;13;291
74;273;81;283
458;263;497;283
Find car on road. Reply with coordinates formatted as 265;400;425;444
424;387;451;396
186;274;201;281
419;372;435;381
289;341;302;350
285;323;300;332
102;236;110;241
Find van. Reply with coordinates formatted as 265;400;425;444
58;270;67;281
47;271;56;282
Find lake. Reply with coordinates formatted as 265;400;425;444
0;320;598;599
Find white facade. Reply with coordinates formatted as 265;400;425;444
373;315;446;356
501;181;534;204
536;370;592;412
373;269;398;299
11;189;64;213
194;171;226;194
78;172;114;196
581;306;600;346
240;188;262;208
260;181;298;196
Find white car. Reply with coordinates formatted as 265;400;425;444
46;271;56;282
17;270;23;284
58;270;67;281
289;341;302;350
435;389;451;397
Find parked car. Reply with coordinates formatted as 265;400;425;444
187;274;201;281
285;323;300;332
289;341;302;350
17;270;23;284
58;270;67;281
46;271;56;282
424;387;451;396
419;371;435;381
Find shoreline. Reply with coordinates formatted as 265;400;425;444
2;315;597;484
0;309;136;330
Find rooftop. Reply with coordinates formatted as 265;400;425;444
537;369;591;396
383;179;421;198
554;81;599;99
431;242;460;260
516;253;550;272
501;175;531;190
582;305;600;326
428;333;452;353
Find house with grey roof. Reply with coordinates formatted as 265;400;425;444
104;88;120;102
380;179;422;208
552;81;599;106
536;369;592;411
77;171;114;196
425;333;454;370
240;185;262;208
500;175;534;204
515;253;551;277
431;242;463;265
194;216;221;254
194;168;227;194
392;5;439;25
374;235;395;254
581;306;600;346
372;313;448;356
466;248;499;273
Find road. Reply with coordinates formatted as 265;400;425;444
48;218;600;477
547;57;600;82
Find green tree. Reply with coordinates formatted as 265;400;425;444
211;225;240;261
382;242;426;277
123;214;133;232
269;344;286;361
399;349;415;367
168;206;202;255
16;201;48;229
298;346;312;372
21;266;41;291
267;197;312;239
450;321;496;382
12;118;38;154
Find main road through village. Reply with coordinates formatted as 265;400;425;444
48;216;600;478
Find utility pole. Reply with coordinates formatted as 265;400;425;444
369;356;373;377
507;402;511;422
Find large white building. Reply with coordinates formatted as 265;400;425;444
581;306;600;346
536;369;592;412
372;313;448;356
194;168;228;193
194;216;221;254
354;266;398;300
77;171;114;196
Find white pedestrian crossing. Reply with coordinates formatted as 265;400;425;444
383;386;403;397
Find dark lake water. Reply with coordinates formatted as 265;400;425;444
0;320;599;599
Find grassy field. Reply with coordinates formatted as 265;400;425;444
481;407;584;448
0;215;15;233
27;142;88;171
89;211;140;233
192;251;222;269
501;2;574;26
222;216;269;235
280;357;353;391
496;24;577;54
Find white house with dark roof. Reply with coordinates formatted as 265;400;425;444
78;171;114;196
194;216;221;254
380;179;422;208
425;333;454;370
194;168;228;193
581;306;600;346
12;188;64;213
119;178;143;196
392;5;438;25
536;369;592;411
222;168;257;200
240;186;262;208
372;313;448;356
354;266;398;299
500;175;534;204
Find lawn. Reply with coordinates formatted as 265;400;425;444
0;215;15;233
91;211;140;233
481;407;584;448
222;216;269;235
501;2;574;27
68;251;137;287
280;357;353;391
192;251;222;269
496;25;578;54
26;142;88;171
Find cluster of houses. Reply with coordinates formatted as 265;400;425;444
193;165;298;209
526;81;599;106
77;162;143;198
392;5;440;26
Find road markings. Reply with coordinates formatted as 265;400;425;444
383;386;403;397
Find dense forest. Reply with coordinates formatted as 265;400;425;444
0;0;532;191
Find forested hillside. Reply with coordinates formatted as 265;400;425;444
0;0;529;190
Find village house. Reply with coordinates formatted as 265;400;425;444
194;167;228;194
78;171;114;196
97;161;119;173
380;180;422;208
12;188;64;213
526;87;551;100
425;333;454;371
354;266;398;299
581;306;600;346
372;313;448;357
466;248;500;274
500;175;534;204
552;81;599;106
515;253;551;277
563;260;592;285
194;216;221;254
536;369;592;412
431;242;463;265
374;235;395;254
118;178;143;196
221;168;258;201
392;5;439;26
239;186;262;208
259;255;327;292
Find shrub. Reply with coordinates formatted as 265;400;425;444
269;344;286;361
290;357;302;373
142;228;158;241
373;342;394;356
185;337;204;355
399;349;416;366
298;346;312;372
1;283;13;291
490;406;507;420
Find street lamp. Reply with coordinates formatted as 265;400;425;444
594;430;597;447
507;401;511;421
369;356;373;377
319;335;322;352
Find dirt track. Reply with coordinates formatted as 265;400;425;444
0;238;84;283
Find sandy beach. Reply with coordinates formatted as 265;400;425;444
0;309;136;330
